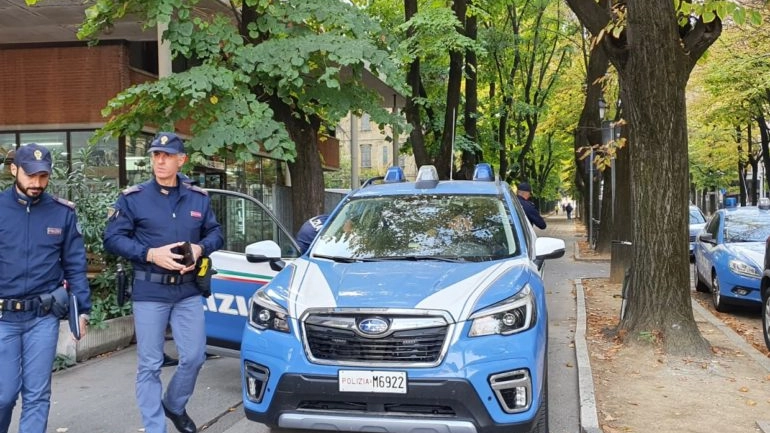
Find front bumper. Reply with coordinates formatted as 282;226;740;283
718;273;761;305
240;321;547;433
243;372;542;433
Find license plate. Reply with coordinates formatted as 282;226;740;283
338;370;407;394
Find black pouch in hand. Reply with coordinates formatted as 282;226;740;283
195;256;217;298
173;242;196;267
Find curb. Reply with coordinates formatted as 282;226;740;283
573;241;611;263
690;300;770;433
575;277;770;433
574;279;602;433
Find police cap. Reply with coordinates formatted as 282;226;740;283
16;143;52;175
147;132;185;155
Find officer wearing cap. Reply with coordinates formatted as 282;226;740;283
103;132;223;433
296;214;329;254
0;143;91;433
516;181;547;230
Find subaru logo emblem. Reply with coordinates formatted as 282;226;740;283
358;317;389;335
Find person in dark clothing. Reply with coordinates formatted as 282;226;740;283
296;214;329;254
104;132;224;433
565;202;573;220
0;143;91;433
516;182;546;230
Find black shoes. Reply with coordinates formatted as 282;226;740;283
162;353;179;367
162;402;197;433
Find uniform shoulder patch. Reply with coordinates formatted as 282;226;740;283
121;185;143;195
52;196;76;209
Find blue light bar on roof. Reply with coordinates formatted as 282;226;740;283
383;166;406;183
473;163;494;181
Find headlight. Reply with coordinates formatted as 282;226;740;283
728;259;761;279
469;285;535;337
248;290;290;333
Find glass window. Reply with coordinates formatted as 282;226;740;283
126;135;153;185
208;190;299;258
361;144;372;168
360;113;371;131
71;131;119;186
382;145;389;167
313;195;517;260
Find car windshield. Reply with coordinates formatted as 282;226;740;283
723;211;770;242
689;208;705;224
312;194;519;261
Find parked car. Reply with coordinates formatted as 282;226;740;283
762;235;770;351
689;204;707;259
693;201;770;312
239;164;565;433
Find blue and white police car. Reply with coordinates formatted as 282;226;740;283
694;197;770;312
238;164;564;433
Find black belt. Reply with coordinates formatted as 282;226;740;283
0;298;39;312
134;271;196;285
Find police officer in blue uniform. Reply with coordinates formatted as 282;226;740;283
516;182;547;230
0;143;91;433
103;133;223;433
296;214;328;254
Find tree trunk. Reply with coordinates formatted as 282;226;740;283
618;1;708;356
460;9;479;180
436;0;467;179
404;0;429;168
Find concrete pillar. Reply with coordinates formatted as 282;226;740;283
157;22;172;78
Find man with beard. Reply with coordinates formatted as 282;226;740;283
0;143;91;433
104;132;223;433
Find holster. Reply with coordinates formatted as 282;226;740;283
38;285;69;318
195;256;216;298
116;263;130;307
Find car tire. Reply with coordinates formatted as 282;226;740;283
532;372;548;433
711;272;729;312
762;287;770;350
694;263;709;293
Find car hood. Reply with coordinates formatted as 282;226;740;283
723;242;765;268
267;257;533;322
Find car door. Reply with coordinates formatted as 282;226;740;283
203;189;299;353
695;212;722;285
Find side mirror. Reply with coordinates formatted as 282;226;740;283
698;233;716;245
535;237;566;261
246;240;285;269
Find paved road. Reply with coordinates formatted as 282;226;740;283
541;214;608;433
9;213;601;433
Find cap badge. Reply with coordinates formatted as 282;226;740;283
34;150;43;160
160;136;169;145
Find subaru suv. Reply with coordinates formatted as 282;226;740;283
240;164;564;433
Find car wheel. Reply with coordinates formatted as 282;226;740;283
711;272;728;312
694;263;709;293
532;369;548;433
762;288;770;349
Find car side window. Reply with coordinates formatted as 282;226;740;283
705;213;720;239
208;190;300;258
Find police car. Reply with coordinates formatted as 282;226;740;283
238;164;565;433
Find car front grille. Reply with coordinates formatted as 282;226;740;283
302;312;450;367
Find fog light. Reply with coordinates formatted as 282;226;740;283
515;386;527;408
733;288;750;296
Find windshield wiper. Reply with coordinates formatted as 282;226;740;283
311;254;360;263
367;255;466;263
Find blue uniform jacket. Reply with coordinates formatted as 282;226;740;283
0;187;91;319
296;214;328;254
517;195;547;230
103;175;224;303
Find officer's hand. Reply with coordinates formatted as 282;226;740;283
179;244;204;275
147;242;189;272
76;315;89;340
